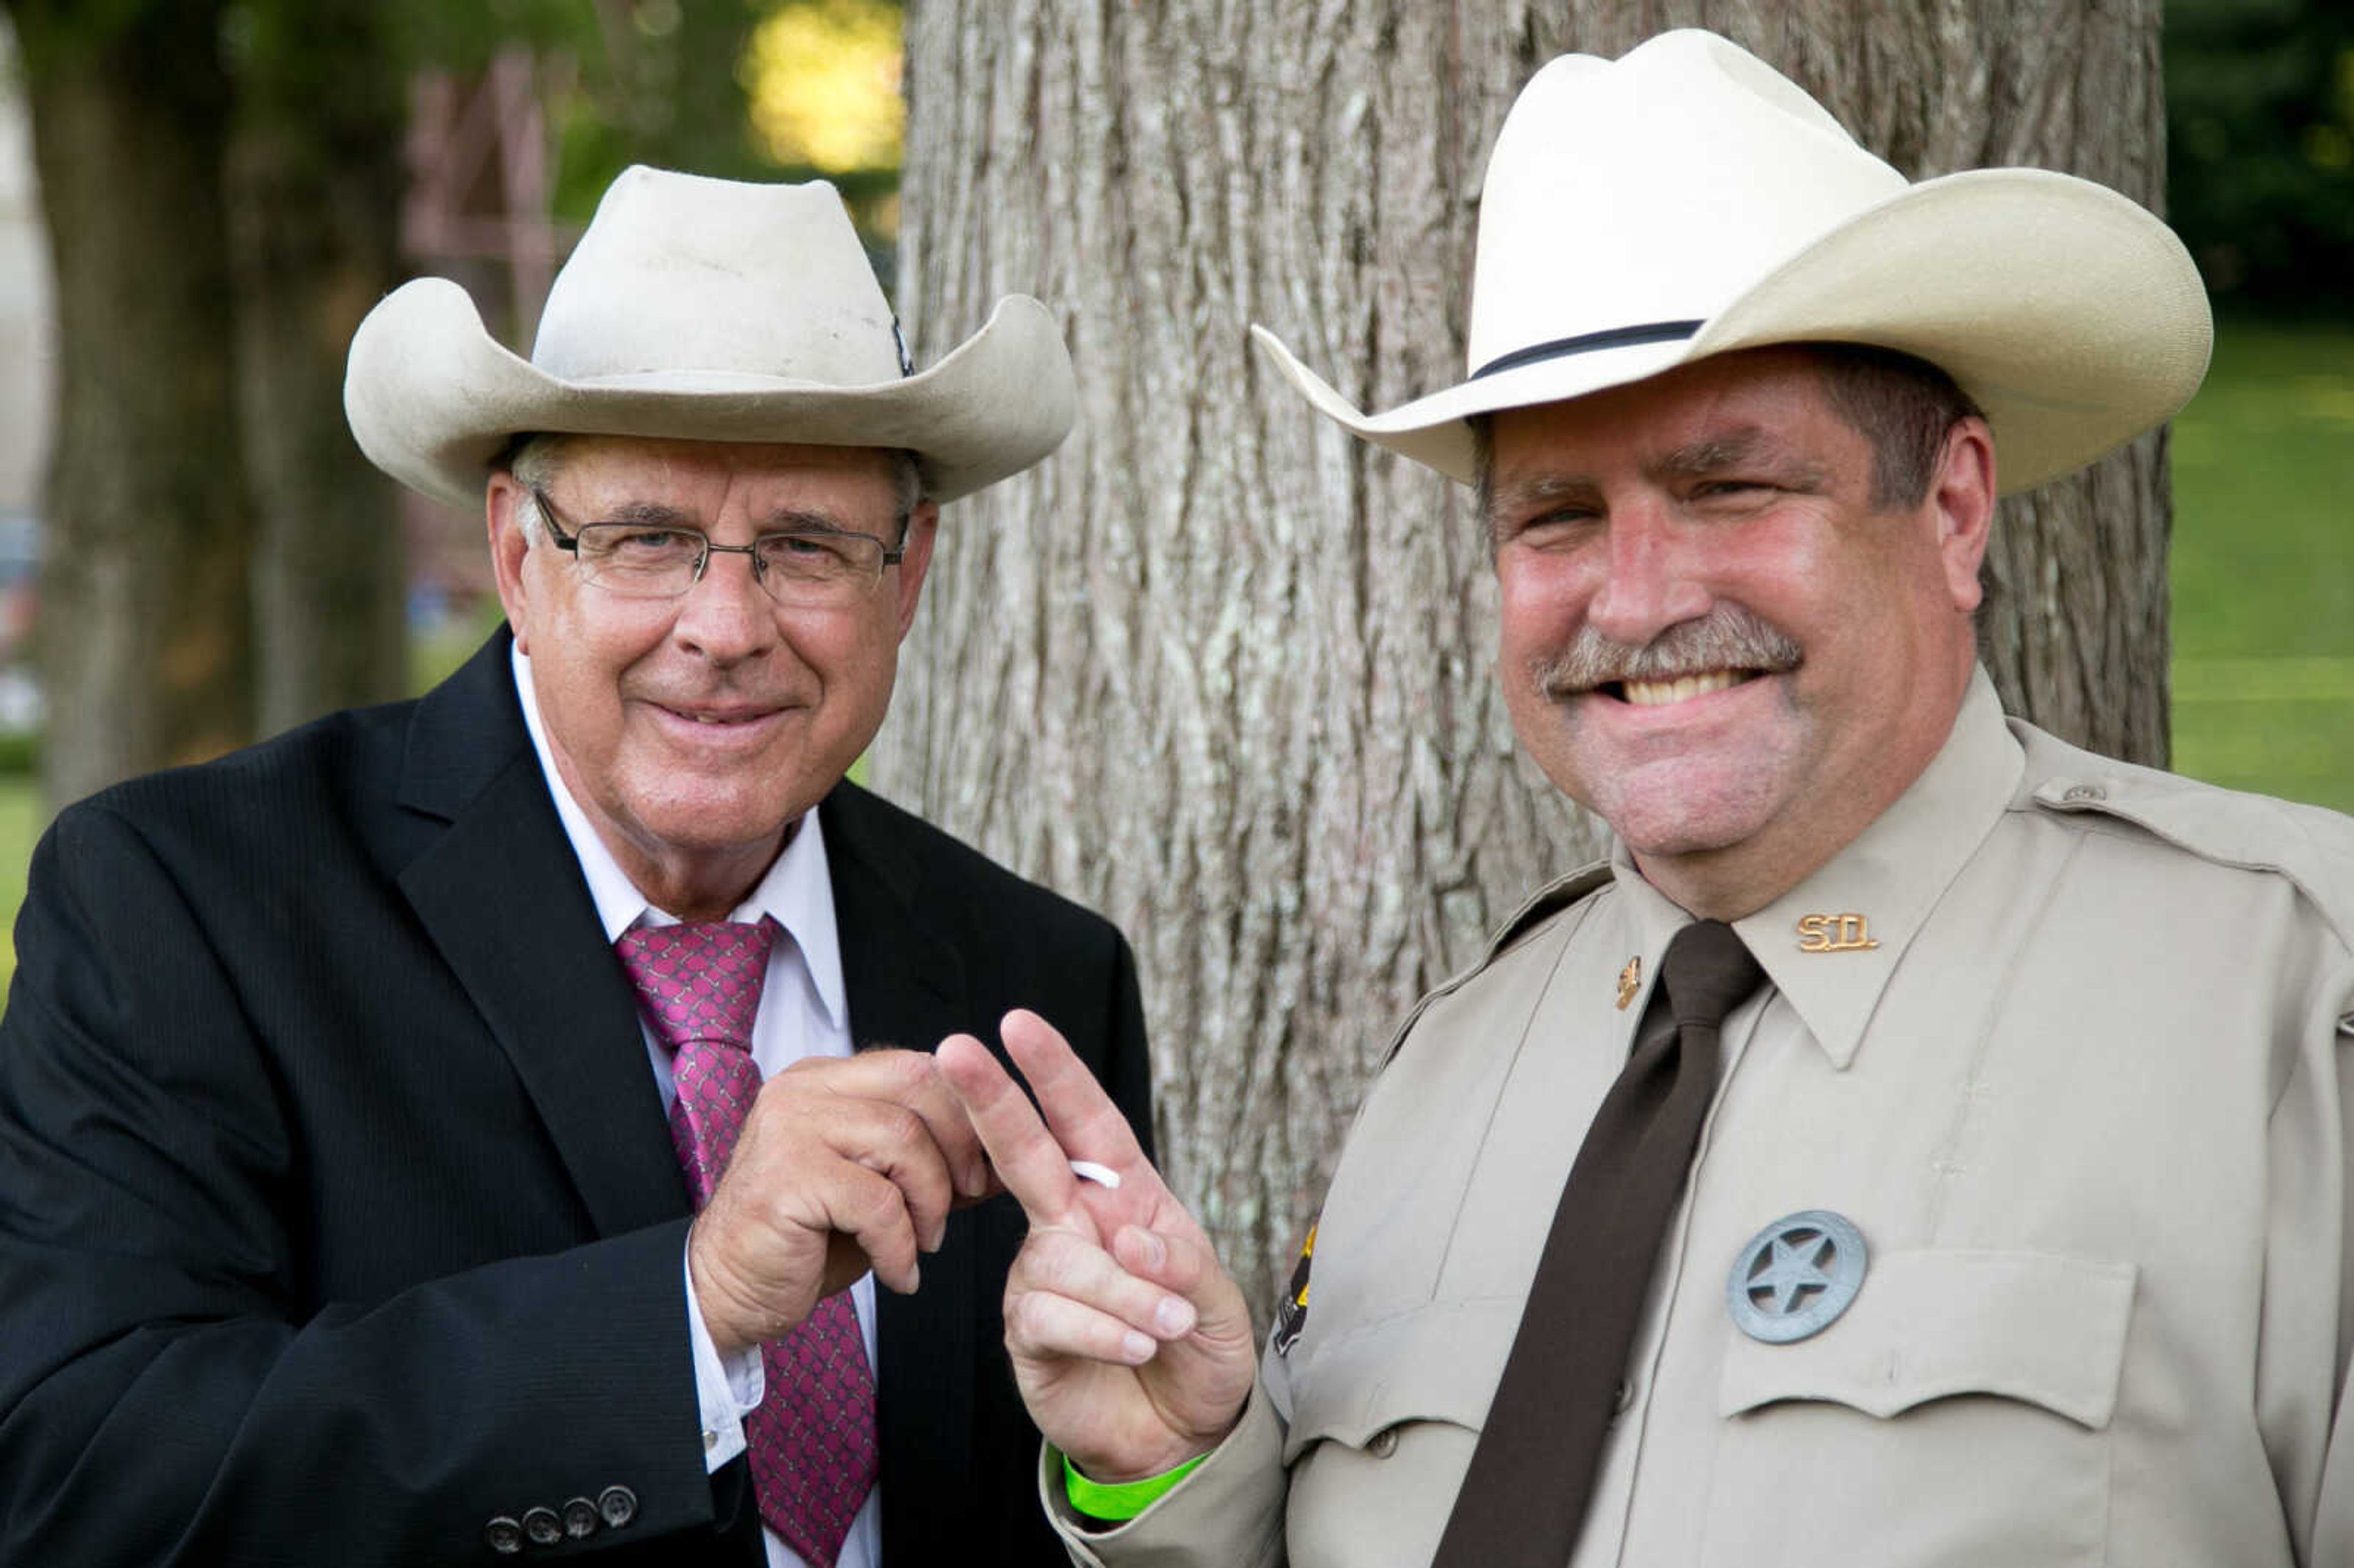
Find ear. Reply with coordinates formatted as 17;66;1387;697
891;500;942;640
486;473;536;655
1928;417;1997;614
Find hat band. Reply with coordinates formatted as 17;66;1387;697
1472;319;1702;381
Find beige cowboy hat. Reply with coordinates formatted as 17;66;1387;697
1252;29;2212;495
345;165;1075;509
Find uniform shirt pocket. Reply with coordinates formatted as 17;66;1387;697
1280;1298;1520;1568
1707;1249;2136;1568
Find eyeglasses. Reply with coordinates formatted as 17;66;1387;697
530;487;907;608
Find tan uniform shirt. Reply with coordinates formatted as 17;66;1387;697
1050;671;2354;1567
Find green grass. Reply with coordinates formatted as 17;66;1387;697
0;775;37;990
0;319;2344;984
2168;318;2354;814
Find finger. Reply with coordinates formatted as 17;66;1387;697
787;1048;994;1204
1000;1009;1149;1176
807;1094;960;1255
1016;1228;1198;1343
1110;1224;1214;1297
884;1052;997;1203
1007;1284;1159;1368
936;1032;1081;1224
822;1160;923;1294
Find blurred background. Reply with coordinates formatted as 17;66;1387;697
0;0;2345;978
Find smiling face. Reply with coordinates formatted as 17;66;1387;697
489;435;936;919
1486;347;1994;917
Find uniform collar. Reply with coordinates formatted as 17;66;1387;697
1609;666;2022;1069
511;645;848;1033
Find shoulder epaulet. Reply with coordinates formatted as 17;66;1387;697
2014;721;2354;953
1486;859;1617;959
1376;859;1616;1067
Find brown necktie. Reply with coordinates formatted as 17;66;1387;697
1431;918;1764;1567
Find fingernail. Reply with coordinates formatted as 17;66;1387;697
1121;1330;1156;1364
1154;1296;1195;1338
1132;1230;1167;1271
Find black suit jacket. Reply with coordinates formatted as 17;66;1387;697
0;632;1151;1566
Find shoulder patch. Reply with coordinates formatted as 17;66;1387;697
1271;1220;1316;1357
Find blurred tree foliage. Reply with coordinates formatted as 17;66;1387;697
2168;0;2354;312
0;0;818;804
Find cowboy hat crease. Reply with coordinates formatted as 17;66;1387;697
1250;28;2212;495
346;165;1075;509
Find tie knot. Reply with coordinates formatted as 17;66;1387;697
614;917;779;1055
1659;919;1765;1029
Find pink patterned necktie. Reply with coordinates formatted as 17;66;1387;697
614;918;878;1568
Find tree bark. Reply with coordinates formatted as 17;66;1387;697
9;1;254;805
229;0;408;736
891;0;2173;1317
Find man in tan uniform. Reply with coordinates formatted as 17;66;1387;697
935;29;2354;1567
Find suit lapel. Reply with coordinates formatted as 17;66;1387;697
822;784;980;1553
395;634;687;1238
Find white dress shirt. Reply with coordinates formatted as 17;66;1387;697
516;648;881;1568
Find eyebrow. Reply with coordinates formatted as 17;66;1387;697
588;500;870;535
1488;472;1604;524
1646;426;1829;490
1490;424;1831;527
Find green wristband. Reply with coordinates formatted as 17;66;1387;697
1061;1450;1208;1521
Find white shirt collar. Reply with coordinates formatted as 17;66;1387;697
511;644;848;1032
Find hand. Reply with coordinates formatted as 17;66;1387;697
938;1010;1257;1482
688;1049;995;1357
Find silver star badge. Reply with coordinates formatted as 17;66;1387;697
1727;1209;1867;1344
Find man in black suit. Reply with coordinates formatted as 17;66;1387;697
0;166;1147;1567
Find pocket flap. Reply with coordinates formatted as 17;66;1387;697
1282;1298;1523;1463
1718;1249;2136;1429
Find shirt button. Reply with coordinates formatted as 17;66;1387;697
1613;1378;1636;1415
1367;1425;1400;1458
702;1428;719;1452
2061;783;2105;803
562;1496;601;1539
483;1517;525;1556
598;1485;641;1529
521;1506;563;1546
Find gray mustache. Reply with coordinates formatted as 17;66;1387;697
1537;607;1802;696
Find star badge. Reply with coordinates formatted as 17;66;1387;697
1726;1210;1868;1344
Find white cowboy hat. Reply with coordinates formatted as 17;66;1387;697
1252;29;2211;495
345;165;1075;509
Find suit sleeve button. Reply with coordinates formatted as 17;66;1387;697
561;1496;601;1539
521;1506;563;1546
484;1517;525;1555
598;1485;640;1529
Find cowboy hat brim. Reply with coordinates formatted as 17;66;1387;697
345;278;1077;511
1252;166;2211;497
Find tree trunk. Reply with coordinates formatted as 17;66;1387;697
890;0;2173;1317
229;0;408;736
9;1;254;805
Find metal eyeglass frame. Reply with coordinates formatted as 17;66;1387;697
528;485;906;601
